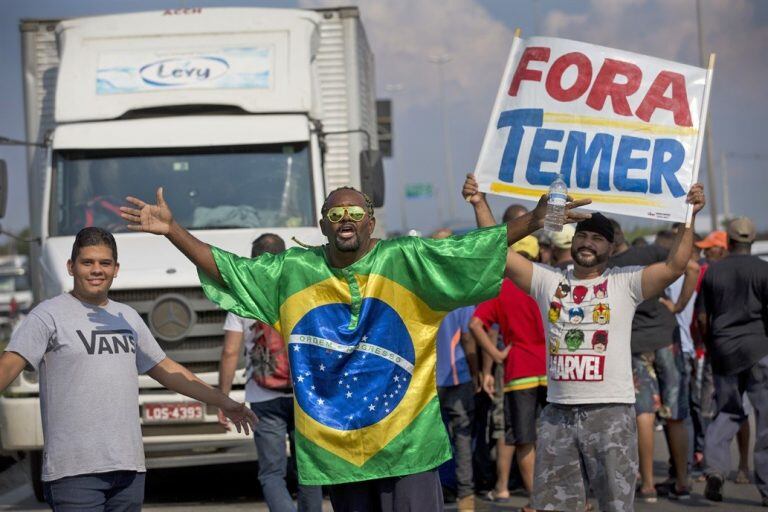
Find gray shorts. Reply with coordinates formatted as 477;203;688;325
532;403;638;512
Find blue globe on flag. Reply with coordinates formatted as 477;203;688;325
288;298;415;431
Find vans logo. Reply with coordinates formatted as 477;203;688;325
139;57;229;86
76;329;137;355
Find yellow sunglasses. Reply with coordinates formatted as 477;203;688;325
326;206;367;223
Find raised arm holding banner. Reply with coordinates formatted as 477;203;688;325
475;34;714;224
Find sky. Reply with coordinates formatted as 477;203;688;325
1;0;767;239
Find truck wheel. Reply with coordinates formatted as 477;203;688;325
27;451;44;502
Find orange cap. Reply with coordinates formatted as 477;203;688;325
695;230;727;249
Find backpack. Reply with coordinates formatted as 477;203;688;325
248;321;292;391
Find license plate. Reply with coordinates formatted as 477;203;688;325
142;402;204;423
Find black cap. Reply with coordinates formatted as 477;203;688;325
575;213;614;243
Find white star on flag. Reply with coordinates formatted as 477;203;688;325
317;398;324;405
393;375;400;382
362;335;368;341
346;391;352;398
353;377;358;381
319;364;325;371
297;375;304;383
369;404;375;411
363;396;368;401
293;345;300;352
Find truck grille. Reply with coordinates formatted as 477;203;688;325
109;287;239;372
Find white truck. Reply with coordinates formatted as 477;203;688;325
1;6;383;499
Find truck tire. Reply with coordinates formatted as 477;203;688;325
28;451;44;502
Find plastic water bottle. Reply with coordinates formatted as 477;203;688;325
544;176;567;232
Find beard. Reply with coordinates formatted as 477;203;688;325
333;232;361;252
571;246;609;268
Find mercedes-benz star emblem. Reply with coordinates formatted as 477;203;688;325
149;294;196;342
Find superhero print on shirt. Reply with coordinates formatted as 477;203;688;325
549;335;560;355
555;283;571;299
568;307;584;324
564;329;585;352
592;330;608;352
548;301;562;323
592;303;610;324
572;285;588;304
593;280;608;299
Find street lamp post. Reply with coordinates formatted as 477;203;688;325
428;54;456;227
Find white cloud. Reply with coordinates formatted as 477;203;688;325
299;0;514;108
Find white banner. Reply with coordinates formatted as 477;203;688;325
475;36;713;222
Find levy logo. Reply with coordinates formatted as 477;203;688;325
140;57;229;87
76;329;136;355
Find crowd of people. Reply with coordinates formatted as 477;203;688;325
0;176;766;512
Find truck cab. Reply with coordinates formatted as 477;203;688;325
2;6;382;498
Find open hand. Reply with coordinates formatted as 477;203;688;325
220;400;258;435
120;187;174;235
482;372;496;397
462;173;486;205
687;183;705;216
532;193;593;227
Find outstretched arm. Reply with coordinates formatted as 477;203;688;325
147;357;257;435
642;184;705;299
120;188;222;283
0;352;27;393
462;173;592;293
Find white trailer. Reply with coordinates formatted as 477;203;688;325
1;6;383;499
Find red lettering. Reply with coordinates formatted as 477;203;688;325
635;71;693;127
546;52;593;102
508;47;551;96
586;58;642;116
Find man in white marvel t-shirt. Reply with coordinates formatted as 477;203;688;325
218;233;322;512
463;174;705;512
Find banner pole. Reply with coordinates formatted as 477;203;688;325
686;52;716;228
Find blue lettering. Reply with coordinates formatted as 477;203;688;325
650;139;685;197
526;128;564;185
560;132;614;191
497;109;543;183
613;136;650;193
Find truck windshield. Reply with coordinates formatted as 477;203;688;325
51;143;314;236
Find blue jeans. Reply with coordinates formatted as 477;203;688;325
251;397;322;512
43;471;144;511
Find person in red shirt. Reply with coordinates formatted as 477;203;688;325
470;235;546;510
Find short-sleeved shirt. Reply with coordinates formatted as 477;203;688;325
223;312;293;403
6;293;166;481
610;245;677;353
699;254;768;375
435;306;474;388
529;264;644;405
199;226;507;485
474;278;547;389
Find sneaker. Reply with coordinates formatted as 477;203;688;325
669;486;691;500
636;488;658;503
705;474;724;502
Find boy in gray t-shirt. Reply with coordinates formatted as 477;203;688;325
0;228;256;511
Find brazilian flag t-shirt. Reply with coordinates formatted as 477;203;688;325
200;225;507;485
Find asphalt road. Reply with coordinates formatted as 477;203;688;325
0;428;764;511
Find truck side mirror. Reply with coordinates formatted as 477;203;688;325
0;160;7;219
359;150;385;207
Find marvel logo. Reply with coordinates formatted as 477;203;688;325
550;354;605;381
